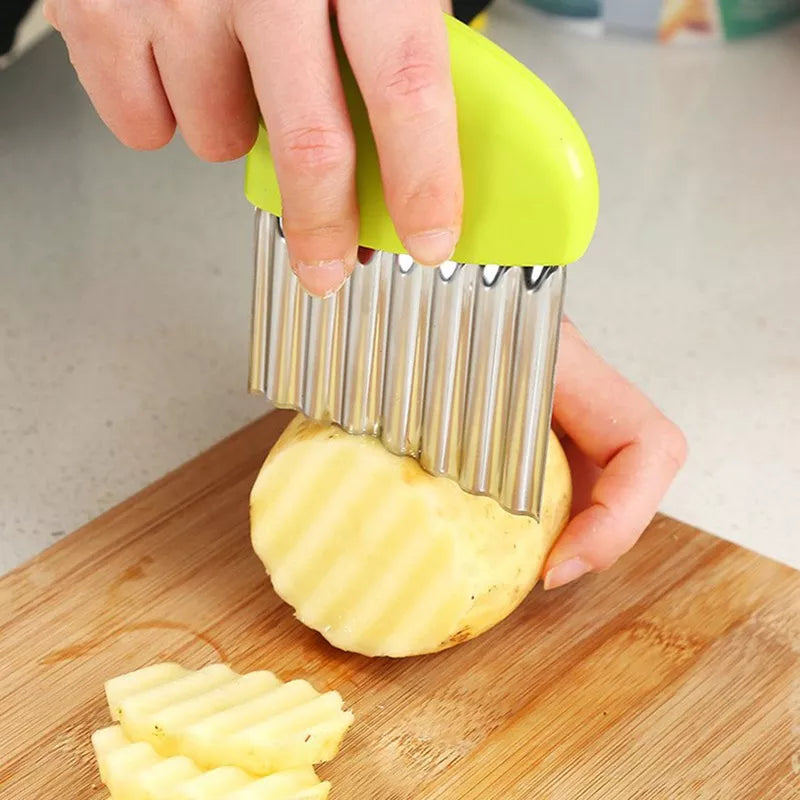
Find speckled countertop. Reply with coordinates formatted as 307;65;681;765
1;2;799;574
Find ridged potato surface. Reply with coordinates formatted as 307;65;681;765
92;725;329;800
105;663;353;776
250;415;572;657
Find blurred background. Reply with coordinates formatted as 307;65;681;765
1;0;798;572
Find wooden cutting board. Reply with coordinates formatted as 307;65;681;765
1;411;798;800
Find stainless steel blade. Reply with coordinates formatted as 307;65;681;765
249;210;565;520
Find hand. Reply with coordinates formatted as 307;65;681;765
45;0;463;297
543;318;688;590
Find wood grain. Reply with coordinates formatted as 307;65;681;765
1;411;798;800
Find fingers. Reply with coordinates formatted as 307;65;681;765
51;0;462;291
152;9;258;162
49;1;175;150
338;0;462;266
48;1;258;162
236;0;358;297
543;318;688;590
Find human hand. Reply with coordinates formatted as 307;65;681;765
45;0;462;297
543;318;688;590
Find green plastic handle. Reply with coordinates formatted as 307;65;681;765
244;14;598;266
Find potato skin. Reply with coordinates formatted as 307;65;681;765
251;415;572;657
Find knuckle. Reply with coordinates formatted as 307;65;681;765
384;59;439;102
278;124;353;178
376;32;445;115
400;176;458;210
72;0;115;21
281;219;351;242
395;176;461;231
56;0;130;35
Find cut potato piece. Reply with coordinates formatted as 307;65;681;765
93;725;201;798
251;415;572;657
92;725;330;800
105;663;353;775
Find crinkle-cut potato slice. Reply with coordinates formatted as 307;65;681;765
250;415;572;658
92;725;330;800
105;663;353;775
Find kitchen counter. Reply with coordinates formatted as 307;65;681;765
1;1;798;574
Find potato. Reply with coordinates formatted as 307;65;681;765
250;415;572;658
92;725;330;800
105;663;353;775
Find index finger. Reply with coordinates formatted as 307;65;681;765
337;0;462;266
236;0;359;297
543;319;688;588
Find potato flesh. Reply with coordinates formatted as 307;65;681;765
251;416;572;658
105;663;353;775
252;432;471;656
92;725;329;800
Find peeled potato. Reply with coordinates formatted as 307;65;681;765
251;415;572;658
92;725;330;800
105;663;353;775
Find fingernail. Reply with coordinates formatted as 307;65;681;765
543;557;591;590
293;260;349;298
404;228;457;267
